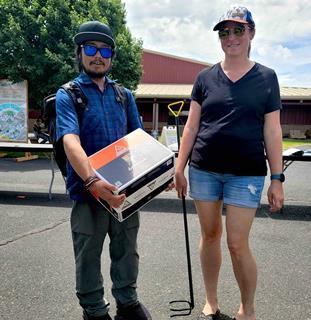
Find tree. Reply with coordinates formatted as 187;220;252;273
0;0;142;109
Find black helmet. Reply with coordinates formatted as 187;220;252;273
73;21;115;48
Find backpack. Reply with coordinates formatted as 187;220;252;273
33;81;128;178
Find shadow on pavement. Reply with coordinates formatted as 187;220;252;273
0;191;71;208
0;190;310;221
0;158;53;172
146;198;311;221
256;204;311;221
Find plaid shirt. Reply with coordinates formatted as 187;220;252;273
56;73;143;200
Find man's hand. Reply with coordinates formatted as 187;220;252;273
90;180;125;208
165;181;175;191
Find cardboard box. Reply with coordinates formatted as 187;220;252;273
89;128;175;222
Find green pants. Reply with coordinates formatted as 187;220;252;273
71;198;140;317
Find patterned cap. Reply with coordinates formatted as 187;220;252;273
213;5;255;31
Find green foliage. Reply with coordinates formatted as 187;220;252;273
0;0;143;109
112;30;143;91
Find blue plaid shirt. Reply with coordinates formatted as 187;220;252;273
56;73;143;200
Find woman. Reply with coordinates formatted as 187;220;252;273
175;6;284;320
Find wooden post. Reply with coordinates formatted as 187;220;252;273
152;99;159;138
15;152;39;162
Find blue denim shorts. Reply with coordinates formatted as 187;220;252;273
189;166;265;208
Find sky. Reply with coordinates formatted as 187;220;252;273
122;0;311;88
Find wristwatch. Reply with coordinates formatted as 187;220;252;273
270;173;285;182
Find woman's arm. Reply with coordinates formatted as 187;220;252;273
263;110;284;212
175;100;201;198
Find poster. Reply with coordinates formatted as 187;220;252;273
0;80;28;142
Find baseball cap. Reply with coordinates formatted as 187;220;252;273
73;21;115;48
213;5;255;31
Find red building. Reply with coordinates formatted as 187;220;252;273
136;49;211;135
141;49;210;84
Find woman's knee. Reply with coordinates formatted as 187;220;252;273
201;227;222;245
227;236;249;257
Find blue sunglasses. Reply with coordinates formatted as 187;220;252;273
82;44;113;58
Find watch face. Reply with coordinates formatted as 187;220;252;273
280;173;285;182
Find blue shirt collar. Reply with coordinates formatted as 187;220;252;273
76;72;115;86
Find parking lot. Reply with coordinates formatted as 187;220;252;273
0;158;310;320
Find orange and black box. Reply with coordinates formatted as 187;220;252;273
89;128;175;222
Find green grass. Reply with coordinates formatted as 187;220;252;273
283;139;311;150
0;151;51;159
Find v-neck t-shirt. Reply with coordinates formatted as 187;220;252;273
190;62;282;176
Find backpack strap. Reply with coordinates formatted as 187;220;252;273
61;81;88;113
111;82;128;111
52;82;88;177
112;82;131;132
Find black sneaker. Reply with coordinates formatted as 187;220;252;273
83;310;112;320
115;301;152;320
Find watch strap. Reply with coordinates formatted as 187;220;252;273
270;173;285;182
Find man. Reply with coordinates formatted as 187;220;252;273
56;21;152;320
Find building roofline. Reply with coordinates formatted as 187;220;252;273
135;83;311;101
143;48;212;67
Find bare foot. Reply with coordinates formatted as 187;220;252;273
202;303;220;316
234;311;256;320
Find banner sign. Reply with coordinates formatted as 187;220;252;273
0;80;28;142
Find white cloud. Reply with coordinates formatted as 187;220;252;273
123;0;311;87
256;44;293;60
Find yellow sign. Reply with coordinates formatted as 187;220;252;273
167;101;184;118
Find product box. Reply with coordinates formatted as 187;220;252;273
88;128;175;222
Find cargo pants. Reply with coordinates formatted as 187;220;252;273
71;197;140;317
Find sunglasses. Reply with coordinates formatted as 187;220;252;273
218;26;246;39
82;44;113;58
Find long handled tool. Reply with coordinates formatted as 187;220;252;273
167;101;194;317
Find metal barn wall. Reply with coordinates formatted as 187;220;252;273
281;102;311;125
141;51;208;84
281;102;311;136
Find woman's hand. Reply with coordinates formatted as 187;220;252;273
175;170;188;199
267;180;284;212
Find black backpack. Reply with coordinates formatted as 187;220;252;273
33;81;128;178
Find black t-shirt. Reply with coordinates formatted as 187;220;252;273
190;62;282;176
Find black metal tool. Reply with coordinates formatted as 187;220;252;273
167;101;194;317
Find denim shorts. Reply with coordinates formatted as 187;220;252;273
189;166;265;208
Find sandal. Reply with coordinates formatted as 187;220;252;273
197;309;221;320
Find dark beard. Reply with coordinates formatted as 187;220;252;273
83;67;107;79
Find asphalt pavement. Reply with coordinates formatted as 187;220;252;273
0;157;310;320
